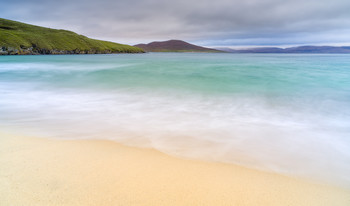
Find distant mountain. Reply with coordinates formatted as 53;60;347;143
0;18;144;55
216;46;350;53
134;40;222;52
283;46;350;53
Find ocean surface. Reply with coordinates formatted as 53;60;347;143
1;53;349;187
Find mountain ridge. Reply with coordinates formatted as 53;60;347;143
134;40;222;53
216;46;350;53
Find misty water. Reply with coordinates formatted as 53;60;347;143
0;53;349;187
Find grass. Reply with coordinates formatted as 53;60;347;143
0;18;144;53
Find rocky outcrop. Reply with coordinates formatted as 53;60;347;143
0;45;139;55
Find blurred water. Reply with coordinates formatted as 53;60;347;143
1;53;350;187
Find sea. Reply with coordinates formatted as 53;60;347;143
1;53;349;187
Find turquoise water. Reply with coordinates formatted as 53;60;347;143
1;53;350;187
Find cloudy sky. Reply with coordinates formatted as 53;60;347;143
1;0;350;47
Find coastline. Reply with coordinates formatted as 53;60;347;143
0;47;145;55
1;132;349;206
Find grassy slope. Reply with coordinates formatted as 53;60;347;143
0;18;144;53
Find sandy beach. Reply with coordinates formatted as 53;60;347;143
0;132;349;206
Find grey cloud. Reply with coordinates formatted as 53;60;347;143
1;0;350;46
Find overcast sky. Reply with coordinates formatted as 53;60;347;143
1;0;350;47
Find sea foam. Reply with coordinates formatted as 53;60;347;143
1;53;349;188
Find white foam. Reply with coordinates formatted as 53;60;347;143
1;85;349;188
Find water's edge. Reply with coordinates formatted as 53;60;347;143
1;53;349;188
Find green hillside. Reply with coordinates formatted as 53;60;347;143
0;18;144;54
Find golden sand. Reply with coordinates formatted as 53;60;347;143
0;132;349;206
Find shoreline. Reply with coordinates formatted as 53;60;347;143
1;132;349;206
